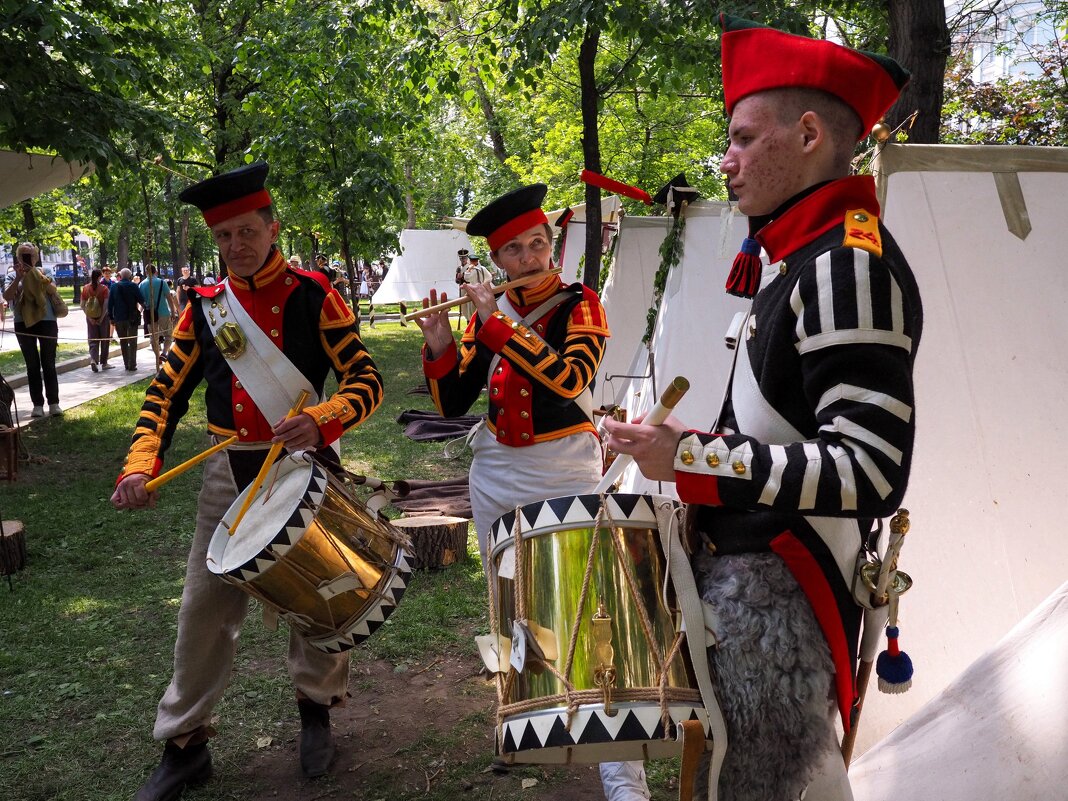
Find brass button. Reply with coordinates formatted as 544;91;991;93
319;415;329;424
235;380;242;389
499;430;506;437
853;212;869;222
706;453;719;468
705;541;717;554
520;411;529;419
270;329;279;337
272;305;280;314
239;428;248;436
511;322;519;330
285;277;293;285
732;460;746;475
219;309;227;318
497;407;504;415
211;302;218;308
779;263;788;276
341;406;350;414
235;403;244;412
523;332;531;338
520;433;530;441
495;367;503;375
492;387;499;396
535;324;544;333
680;450;695;466
520;389;529;398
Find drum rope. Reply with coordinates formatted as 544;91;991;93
497;496;697;741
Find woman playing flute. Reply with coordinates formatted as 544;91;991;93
414;183;648;801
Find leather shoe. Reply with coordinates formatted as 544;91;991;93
134;741;212;801
297;699;335;778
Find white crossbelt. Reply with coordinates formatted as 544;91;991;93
204;282;319;427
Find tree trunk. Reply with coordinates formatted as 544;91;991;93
472;68;510;165
178;211;189;272
166;176;180;280
117;227;130;272
578;24;602;290
404;161;417;229
886;0;950;143
21;201;36;234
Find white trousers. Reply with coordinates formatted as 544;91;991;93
467;426;648;800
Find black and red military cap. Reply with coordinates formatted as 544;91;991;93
467;184;549;251
719;14;910;140
179;162;273;227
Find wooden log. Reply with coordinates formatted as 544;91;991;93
1;520;26;576
390;516;470;570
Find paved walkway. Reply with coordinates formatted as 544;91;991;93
1;307;156;427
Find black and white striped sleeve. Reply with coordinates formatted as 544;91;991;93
675;246;919;519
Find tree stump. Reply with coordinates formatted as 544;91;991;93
391;516;470;570
1;520;26;576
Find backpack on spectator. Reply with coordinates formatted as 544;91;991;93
84;290;103;320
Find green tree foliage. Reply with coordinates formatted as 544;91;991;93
0;0;181;168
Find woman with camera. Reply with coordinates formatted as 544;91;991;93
2;243;64;416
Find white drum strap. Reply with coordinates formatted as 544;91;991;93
731;329;862;597
493;292;595;424
206;282;319;425
654;499;727;801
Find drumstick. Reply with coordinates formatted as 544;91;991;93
144;436;239;493
402;268;563;321
594;376;690;494
227;390;311;537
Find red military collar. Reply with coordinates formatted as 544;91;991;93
755;175;880;264
504;271;566;312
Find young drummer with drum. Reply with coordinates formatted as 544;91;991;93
111;162;384;801
413;186;651;800
604;16;922;801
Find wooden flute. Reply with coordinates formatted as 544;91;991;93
401;267;563;322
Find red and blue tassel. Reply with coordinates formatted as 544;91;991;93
876;625;913;693
725;236;762;298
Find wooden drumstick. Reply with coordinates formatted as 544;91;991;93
144;435;239;493
402;267;563;321
594;376;690;494
227;390;311;537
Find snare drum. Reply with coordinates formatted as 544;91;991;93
207;454;411;653
487;493;712;764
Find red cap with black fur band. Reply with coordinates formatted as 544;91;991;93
719;14;910;140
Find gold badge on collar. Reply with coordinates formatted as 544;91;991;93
214;321;247;359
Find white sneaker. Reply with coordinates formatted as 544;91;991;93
48;404;62;416
30;405;44;417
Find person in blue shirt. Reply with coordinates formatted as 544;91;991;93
140;265;178;369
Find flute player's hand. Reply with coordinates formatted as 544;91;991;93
415;288;455;357
462;280;498;323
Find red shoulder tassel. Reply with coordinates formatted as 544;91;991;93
725;236;762;298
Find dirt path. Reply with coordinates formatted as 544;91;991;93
238;651;608;800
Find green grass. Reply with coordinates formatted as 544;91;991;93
0;344;90;377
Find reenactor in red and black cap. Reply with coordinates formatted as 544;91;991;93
112;161;383;800
605;16;923;801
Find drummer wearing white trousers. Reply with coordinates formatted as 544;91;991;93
416;184;649;801
112;163;383;801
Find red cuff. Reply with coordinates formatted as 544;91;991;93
476;313;515;352
422;341;459;379
317;417;343;448
675;469;722;506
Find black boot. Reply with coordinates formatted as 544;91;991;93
297;699;336;778
134;740;212;801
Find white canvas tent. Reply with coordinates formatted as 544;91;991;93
371;228;473;304
0;150;94;208
601;145;1068;783
847;143;1068;792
